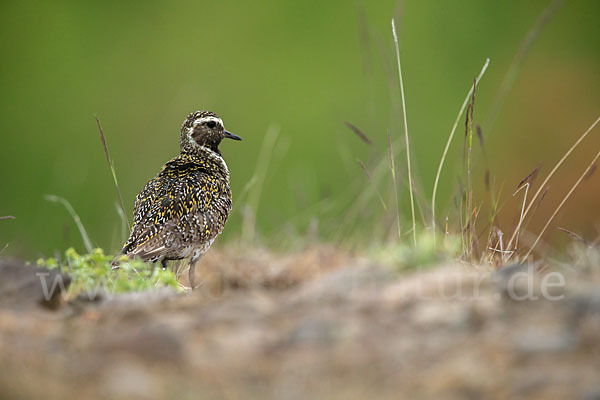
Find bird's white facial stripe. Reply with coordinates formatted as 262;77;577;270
192;116;224;129
188;131;196;146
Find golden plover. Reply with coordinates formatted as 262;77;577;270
118;110;241;288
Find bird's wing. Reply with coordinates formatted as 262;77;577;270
131;155;206;223
120;158;178;256
121;157;216;258
132;175;163;225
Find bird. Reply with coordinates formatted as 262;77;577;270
116;110;241;288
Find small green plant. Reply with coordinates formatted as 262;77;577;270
372;232;460;271
37;248;180;297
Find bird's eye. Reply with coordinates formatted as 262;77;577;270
206;121;216;129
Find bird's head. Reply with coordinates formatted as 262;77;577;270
180;110;241;154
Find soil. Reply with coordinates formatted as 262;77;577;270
1;247;599;400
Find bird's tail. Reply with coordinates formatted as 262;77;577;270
110;235;140;268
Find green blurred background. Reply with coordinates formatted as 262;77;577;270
1;0;599;258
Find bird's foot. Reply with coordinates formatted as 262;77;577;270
189;262;196;290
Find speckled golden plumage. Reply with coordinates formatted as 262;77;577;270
119;110;241;288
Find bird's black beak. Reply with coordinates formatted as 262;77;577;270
224;130;242;141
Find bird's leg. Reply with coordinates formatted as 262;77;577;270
161;258;168;270
188;260;197;290
188;252;202;290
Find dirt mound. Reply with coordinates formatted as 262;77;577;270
1;247;599;399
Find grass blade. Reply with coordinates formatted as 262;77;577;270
45;194;93;253
387;131;401;240
431;58;490;242
95;117;131;231
392;18;416;247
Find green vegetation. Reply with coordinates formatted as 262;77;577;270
371;232;461;271
37;248;180;296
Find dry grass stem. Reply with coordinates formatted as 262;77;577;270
511;182;530;258
507;115;600;251
524;147;600;259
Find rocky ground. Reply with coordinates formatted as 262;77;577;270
1;246;599;400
